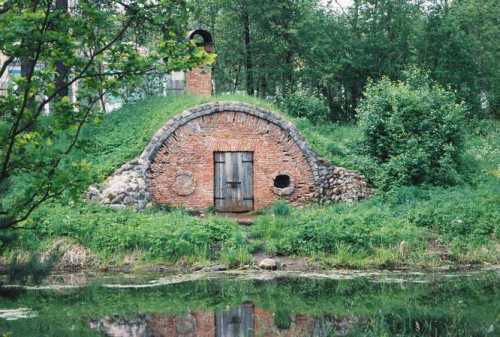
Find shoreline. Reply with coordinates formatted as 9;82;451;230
1;265;499;290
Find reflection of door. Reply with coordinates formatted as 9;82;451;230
215;304;254;337
214;152;253;212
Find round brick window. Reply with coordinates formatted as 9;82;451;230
173;171;195;196
272;172;294;196
274;174;291;188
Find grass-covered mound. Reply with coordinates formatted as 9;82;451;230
3;94;499;270
78;94;278;183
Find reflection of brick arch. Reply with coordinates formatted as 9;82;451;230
254;308;315;337
149;312;215;337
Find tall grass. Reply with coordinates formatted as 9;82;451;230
4;94;499;269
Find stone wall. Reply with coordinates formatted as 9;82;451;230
87;102;371;210
316;159;371;202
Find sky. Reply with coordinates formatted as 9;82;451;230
320;0;354;10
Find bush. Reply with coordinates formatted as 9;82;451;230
278;92;329;124
357;68;466;189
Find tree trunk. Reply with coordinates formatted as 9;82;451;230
54;0;69;100
241;1;253;95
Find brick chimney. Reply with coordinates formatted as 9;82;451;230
186;29;214;96
186;67;212;96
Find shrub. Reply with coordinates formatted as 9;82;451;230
271;200;291;217
357;68;466;189
250;181;499;260
278;92;329;124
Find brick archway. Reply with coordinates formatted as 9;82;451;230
140;102;322;183
146;103;319;210
88;102;371;210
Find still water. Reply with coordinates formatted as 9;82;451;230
0;270;499;337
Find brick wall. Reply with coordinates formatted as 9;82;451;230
149;312;214;337
185;67;212;96
254;308;315;337
149;110;316;210
88;102;371;211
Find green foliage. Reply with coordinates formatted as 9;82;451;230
23;203;246;263
277;92;329;124
357;68;466;189
417;0;500;118
249;116;499;265
197;0;500;119
293;118;361;169
251;183;499;263
0;0;209;228
1;94;496;269
270;200;291;217
219;246;252;269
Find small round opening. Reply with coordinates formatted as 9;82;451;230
274;174;291;189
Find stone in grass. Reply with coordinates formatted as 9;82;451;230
258;258;278;270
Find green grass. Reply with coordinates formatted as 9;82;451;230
77;94;280;183
2;94;499;270
251;181;500;268
252;117;500;268
15;203;249;268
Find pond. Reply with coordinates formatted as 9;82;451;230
0;270;498;337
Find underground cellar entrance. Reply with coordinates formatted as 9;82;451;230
214;152;254;213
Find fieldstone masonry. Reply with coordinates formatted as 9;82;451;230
87;102;371;210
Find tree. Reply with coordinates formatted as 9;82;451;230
357;68;466;189
417;0;500;118
0;0;209;229
197;0;498;121
196;0;314;97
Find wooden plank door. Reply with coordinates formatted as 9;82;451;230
214;152;253;212
215;304;255;337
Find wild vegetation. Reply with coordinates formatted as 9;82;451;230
1;90;497;270
0;0;499;273
198;0;499;120
0;0;211;229
1;3;499;337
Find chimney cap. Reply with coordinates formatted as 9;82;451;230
187;29;214;53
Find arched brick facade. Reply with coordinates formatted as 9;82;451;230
87;102;372;210
149;110;316;210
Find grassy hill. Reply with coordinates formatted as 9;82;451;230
72;94;365;184
3;94;499;271
77;95;279;183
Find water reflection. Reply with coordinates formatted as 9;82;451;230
90;304;362;337
1;273;498;337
